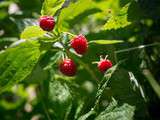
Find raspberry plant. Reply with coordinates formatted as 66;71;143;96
0;0;160;120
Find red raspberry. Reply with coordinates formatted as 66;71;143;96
70;34;88;55
98;59;112;73
59;59;76;76
39;16;55;31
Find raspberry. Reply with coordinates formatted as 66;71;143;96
39;16;55;31
59;59;76;76
98;59;112;73
70;34;88;55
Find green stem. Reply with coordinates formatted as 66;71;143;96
39;84;52;120
63;32;76;37
143;69;160;99
92;64;119;111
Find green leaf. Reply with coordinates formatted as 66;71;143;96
44;51;63;70
89;40;123;45
107;68;148;119
57;0;99;31
93;64;119;110
103;3;131;30
41;0;65;16
49;80;72;119
0;41;40;92
95;98;135;120
20;26;46;39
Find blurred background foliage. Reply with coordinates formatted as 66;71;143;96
0;0;160;120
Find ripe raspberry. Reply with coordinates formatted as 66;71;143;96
98;59;112;73
70;34;88;55
39;16;55;31
59;59;76;76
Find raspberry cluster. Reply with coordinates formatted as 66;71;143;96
39;16;112;76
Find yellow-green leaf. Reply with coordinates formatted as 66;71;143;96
103;3;131;30
20;26;46;39
41;0;65;16
89;40;123;44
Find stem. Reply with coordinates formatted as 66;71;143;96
115;43;160;54
63;32;76;37
51;31;58;37
47;32;55;37
39;84;52;120
92;76;108;111
92;64;119;111
143;69;160;99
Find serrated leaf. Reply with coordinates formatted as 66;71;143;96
96;64;119;100
41;0;65;16
20;26;46;39
0;41;40;92
95;98;135;120
89;40;123;45
93;64;119;111
103;3;131;30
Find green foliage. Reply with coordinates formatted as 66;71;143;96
0;41;40;92
49;80;72;119
20;26;46;39
103;3;131;30
94;64;119;110
57;0;101;31
95;98;135;120
41;0;65;16
44;51;63;70
0;85;28;110
0;0;160;120
89;40;123;45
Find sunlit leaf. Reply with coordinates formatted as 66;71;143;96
41;0;65;16
89;40;123;45
0;41;40;92
103;3;131;30
57;0;100;31
20;26;46;39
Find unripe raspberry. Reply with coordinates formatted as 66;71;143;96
70;34;88;55
98;59;112;73
39;16;55;31
59;59;76;76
